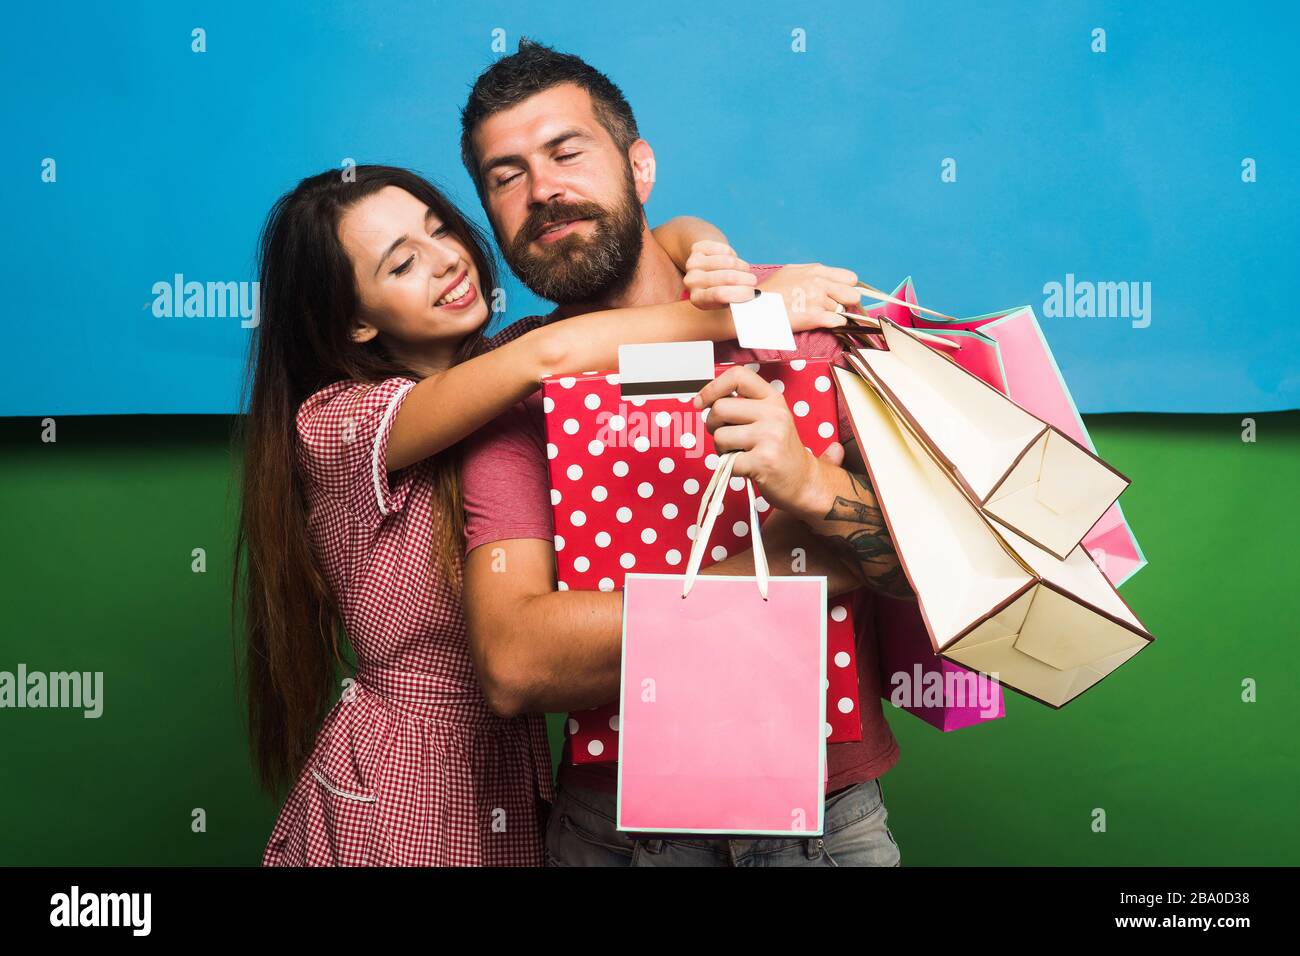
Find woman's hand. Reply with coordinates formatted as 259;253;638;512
682;240;759;309
757;263;861;332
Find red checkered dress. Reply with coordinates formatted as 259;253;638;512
262;376;555;867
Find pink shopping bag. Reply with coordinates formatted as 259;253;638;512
856;277;1147;587
617;453;827;836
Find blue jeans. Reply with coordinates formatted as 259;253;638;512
544;778;901;867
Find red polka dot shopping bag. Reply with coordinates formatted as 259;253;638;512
541;358;863;765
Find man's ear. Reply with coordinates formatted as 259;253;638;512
628;139;656;204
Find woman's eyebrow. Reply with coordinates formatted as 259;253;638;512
373;211;439;276
374;235;409;276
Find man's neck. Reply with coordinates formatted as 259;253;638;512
551;224;686;319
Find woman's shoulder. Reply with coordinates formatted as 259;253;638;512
296;376;418;435
292;374;430;527
298;375;419;411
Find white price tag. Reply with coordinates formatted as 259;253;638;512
730;290;796;351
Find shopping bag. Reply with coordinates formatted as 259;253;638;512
833;367;1154;708
617;452;827;835
875;594;1005;731
833;300;1008;732
852;277;1148;586
850;317;1131;560
542;357;862;764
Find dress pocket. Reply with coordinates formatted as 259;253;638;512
301;701;396;866
310;767;377;803
308;766;380;867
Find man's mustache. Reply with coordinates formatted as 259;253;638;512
518;201;608;244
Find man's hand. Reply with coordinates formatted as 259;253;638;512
694;365;914;599
684;250;862;335
693;365;841;517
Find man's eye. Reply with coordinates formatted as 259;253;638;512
391;255;414;276
496;172;520;188
556;151;582;162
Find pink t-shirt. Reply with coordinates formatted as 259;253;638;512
462;268;900;795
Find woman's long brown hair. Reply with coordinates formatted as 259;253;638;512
232;166;498;794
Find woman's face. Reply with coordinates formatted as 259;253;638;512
338;186;490;363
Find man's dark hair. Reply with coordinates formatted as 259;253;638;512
460;38;640;199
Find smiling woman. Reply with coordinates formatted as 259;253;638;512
334;185;493;376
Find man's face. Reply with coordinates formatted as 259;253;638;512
473;83;648;304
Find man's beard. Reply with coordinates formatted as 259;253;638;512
501;172;645;305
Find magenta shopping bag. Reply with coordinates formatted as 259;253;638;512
875;595;1005;732
616;452;827;836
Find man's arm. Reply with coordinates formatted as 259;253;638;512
463;539;623;718
459;400;626;718
793;438;914;599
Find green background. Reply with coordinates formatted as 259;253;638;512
1;411;1296;866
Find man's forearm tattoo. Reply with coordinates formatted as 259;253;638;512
818;471;915;599
825;496;881;527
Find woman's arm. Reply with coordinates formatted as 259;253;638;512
651;215;729;268
386;263;860;471
652;217;760;309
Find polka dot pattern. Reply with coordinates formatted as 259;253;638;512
543;358;862;762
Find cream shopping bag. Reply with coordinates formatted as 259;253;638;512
845;316;1130;560
833;368;1153;707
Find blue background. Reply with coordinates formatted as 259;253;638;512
3;0;1296;415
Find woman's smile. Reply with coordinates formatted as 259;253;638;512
434;270;478;310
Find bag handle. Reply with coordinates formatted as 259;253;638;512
681;451;769;600
855;281;959;323
842;282;962;352
841;313;962;352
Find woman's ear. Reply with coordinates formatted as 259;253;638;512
628;139;656;204
350;319;379;344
